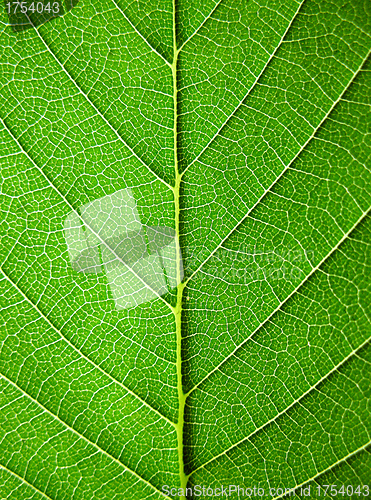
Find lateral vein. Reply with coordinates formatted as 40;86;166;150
176;0;224;54
180;0;305;176
186;204;371;395
189;333;371;476
0;116;174;311
32;18;173;190
184;48;371;286
0;374;173;499
0;464;54;500
0;265;176;428
272;441;371;500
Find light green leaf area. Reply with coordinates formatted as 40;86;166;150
0;0;370;499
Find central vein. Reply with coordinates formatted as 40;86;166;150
171;1;188;497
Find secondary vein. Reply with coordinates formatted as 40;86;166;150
0;265;176;428
32;18;173;191
0;374;172;499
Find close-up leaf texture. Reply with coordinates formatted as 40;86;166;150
0;0;370;498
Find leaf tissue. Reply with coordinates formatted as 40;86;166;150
0;0;370;499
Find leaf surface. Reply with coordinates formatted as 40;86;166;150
0;0;370;498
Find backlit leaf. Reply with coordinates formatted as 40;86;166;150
0;1;370;498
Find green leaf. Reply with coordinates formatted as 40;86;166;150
0;1;370;499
